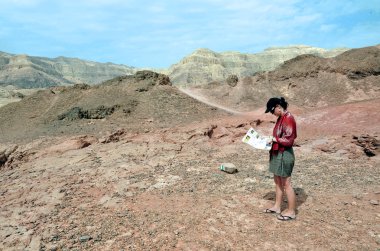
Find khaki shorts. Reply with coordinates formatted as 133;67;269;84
269;148;295;177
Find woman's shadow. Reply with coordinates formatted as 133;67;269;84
263;187;307;213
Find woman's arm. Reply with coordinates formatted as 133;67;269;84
275;114;297;147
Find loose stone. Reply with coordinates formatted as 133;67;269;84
79;235;92;243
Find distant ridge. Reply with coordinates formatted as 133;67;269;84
167;45;349;86
0;45;350;88
0;51;136;88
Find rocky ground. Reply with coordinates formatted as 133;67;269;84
0;58;379;250
1;110;379;250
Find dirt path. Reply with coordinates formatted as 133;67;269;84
179;87;244;115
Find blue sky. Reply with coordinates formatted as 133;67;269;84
0;0;379;68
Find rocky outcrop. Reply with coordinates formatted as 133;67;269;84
352;134;379;157
167;46;348;85
0;52;136;88
57;105;120;121
0;144;18;167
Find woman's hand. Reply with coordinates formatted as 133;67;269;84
267;136;274;144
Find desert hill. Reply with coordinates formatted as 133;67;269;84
0;51;136;88
0;71;227;143
182;45;380;111
272;45;380;79
168;45;348;85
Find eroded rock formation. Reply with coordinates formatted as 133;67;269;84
168;45;348;85
0;51;136;88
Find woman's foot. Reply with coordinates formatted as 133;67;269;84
277;210;296;220
263;207;281;214
277;214;296;221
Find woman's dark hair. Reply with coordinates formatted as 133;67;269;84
279;97;288;110
265;96;289;113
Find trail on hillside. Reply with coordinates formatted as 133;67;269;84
179;87;243;115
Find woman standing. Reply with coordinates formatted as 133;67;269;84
263;97;297;221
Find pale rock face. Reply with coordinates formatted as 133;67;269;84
52;57;137;85
168;45;348;86
0;52;137;88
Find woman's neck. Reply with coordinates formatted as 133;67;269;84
279;109;287;117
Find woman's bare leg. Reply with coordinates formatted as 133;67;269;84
273;175;283;211
280;176;296;216
264;175;282;213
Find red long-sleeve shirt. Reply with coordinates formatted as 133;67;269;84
271;111;297;154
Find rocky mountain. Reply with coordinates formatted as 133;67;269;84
168;45;349;86
181;45;380;111
0;45;348;89
0;51;136;88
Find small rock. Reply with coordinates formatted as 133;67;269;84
219;163;238;174
368;230;376;237
352;194;362;200
50;235;59;242
370;200;379;205
79;235;92;243
94;234;102;242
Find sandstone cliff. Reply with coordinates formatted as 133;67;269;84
168;45;348;86
0;51;136;88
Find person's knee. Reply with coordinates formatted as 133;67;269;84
284;184;293;194
282;178;293;190
274;176;282;186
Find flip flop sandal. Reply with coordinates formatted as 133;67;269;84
277;214;296;221
264;209;280;214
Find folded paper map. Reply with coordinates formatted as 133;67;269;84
242;127;272;151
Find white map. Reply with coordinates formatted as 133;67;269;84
242;127;272;151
